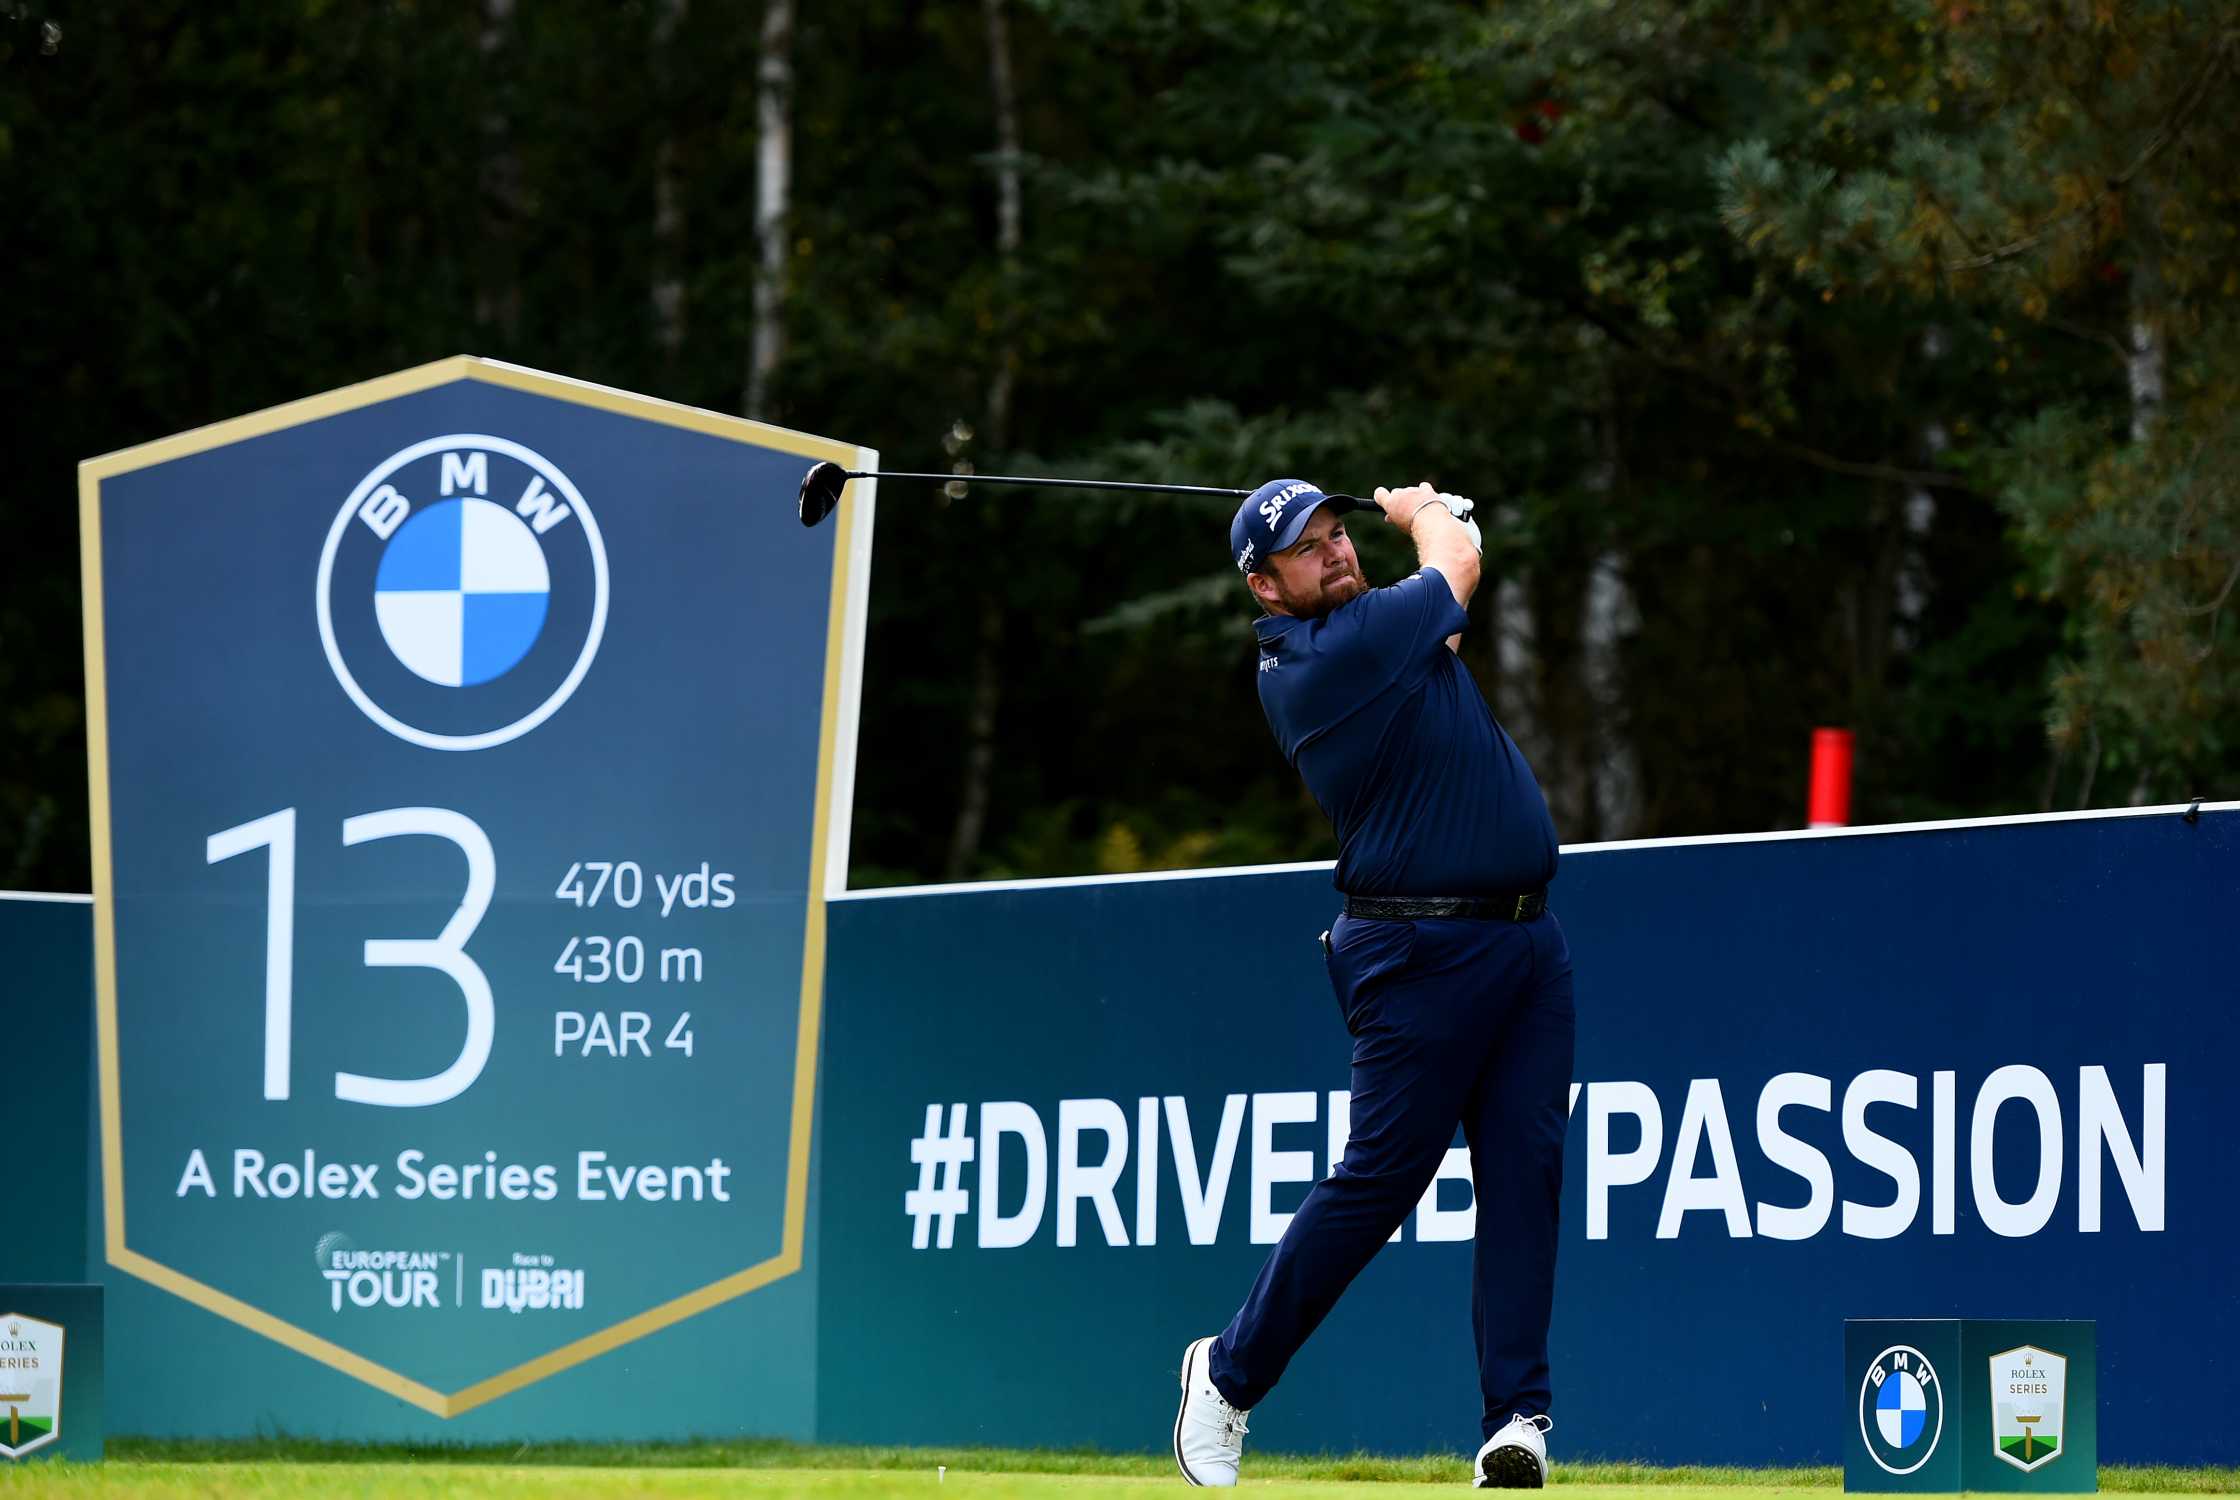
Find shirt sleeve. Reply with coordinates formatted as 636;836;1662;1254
1321;568;1468;683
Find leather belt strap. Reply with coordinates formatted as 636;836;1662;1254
1343;890;1547;922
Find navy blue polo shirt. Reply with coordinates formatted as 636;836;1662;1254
1254;568;1558;896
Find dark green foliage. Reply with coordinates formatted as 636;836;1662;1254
1717;0;2240;805
4;0;2229;893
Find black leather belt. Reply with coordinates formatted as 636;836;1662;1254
1344;890;1546;922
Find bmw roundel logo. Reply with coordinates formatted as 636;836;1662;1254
1857;1344;1945;1475
317;435;608;750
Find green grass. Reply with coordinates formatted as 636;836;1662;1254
0;1441;2228;1497
100;1441;1842;1484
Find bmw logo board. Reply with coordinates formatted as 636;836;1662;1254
1858;1345;1945;1476
317;435;607;749
1843;1320;2096;1492
78;359;874;1426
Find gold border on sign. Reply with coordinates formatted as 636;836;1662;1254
79;356;860;1417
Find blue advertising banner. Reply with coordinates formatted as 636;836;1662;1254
41;391;2240;1462
817;807;2234;1466
79;359;874;1426
0;895;93;1288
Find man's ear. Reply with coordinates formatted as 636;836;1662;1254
1248;570;1280;610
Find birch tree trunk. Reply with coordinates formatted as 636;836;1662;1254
943;0;1023;881
1583;550;1640;837
1893;326;1947;647
1578;384;1639;840
475;0;521;342
982;0;1021;447
2119;217;2165;803
745;0;792;419
651;0;690;362
1498;351;1640;845
2127;235;2165;448
1491;521;1541;765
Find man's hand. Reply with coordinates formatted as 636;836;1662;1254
1376;480;1482;613
1373;483;1441;528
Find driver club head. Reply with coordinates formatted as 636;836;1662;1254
798;461;849;527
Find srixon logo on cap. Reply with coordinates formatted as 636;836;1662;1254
1259;482;1315;525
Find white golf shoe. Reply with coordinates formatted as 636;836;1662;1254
1173;1336;1249;1487
1473;1412;1553;1488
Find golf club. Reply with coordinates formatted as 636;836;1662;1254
796;460;1363;527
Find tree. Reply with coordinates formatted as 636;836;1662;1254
1718;0;2240;803
1007;0;2064;848
746;0;792;418
14;0;2209;897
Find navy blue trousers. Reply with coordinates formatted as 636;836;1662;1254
1208;910;1574;1441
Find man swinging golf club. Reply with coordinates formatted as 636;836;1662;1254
1173;480;1575;1488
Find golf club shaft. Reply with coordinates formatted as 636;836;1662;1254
839;470;1251;498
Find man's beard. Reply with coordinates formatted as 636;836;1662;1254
1270;560;1368;618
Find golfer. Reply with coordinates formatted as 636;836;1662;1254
1173;480;1574;1489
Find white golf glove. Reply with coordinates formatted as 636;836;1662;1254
1427;492;1483;553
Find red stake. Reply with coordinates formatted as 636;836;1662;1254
1809;727;1854;828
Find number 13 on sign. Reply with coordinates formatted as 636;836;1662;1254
205;805;495;1108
